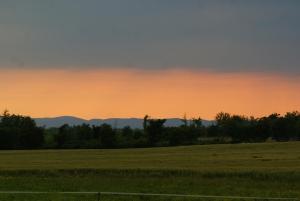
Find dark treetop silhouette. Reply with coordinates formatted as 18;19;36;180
0;110;300;149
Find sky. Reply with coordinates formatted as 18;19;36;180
0;0;299;119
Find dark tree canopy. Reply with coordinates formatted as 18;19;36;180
1;110;300;150
0;111;44;149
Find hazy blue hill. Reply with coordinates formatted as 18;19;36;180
35;116;214;128
34;116;88;128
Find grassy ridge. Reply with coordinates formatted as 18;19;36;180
0;142;299;200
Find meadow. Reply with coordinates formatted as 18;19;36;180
0;142;299;201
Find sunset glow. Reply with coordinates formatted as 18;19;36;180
1;68;299;119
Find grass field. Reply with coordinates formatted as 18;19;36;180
0;142;299;200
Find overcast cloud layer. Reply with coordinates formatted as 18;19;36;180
0;0;299;72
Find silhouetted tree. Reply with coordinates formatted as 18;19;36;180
145;118;166;146
0;111;44;149
55;124;70;148
143;115;149;130
98;124;116;148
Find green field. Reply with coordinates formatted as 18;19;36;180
0;142;299;201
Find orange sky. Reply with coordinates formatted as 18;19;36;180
0;68;299;120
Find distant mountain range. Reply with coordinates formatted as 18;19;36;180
34;116;214;128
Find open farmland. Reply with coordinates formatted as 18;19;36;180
0;142;299;200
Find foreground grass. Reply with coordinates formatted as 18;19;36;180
0;142;299;200
0;170;299;200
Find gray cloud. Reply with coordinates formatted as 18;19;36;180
0;0;299;72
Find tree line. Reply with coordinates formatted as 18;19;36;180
0;110;300;149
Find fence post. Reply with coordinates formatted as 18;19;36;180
97;192;100;201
